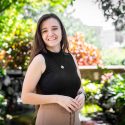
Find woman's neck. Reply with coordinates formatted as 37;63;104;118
46;46;61;53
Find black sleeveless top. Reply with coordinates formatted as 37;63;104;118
36;49;81;98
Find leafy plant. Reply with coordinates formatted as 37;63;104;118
81;104;102;116
68;33;102;66
96;0;125;31
0;0;75;71
0;93;7;124
81;79;103;104
98;72;125;125
0;68;6;78
81;71;125;125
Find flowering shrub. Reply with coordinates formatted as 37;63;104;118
98;72;125;124
99;73;125;111
0;40;31;70
68;33;102;66
0;94;6;122
101;72;113;84
0;50;6;79
0;50;8;70
81;79;103;104
0;18;34;70
82;72;125;125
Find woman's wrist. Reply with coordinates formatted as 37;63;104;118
54;95;64;105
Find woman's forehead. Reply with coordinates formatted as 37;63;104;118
41;18;60;28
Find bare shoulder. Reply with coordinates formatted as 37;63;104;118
32;54;45;64
28;54;46;74
21;54;46;95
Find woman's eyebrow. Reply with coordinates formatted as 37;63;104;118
41;26;58;31
41;28;47;31
52;26;58;28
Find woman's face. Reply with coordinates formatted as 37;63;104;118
41;18;62;49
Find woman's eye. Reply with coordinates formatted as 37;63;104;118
52;28;58;30
42;30;47;33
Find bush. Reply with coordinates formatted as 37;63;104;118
1;18;34;70
82;71;125;125
0;93;6;118
99;73;125;112
68;33;102;66
81;79;103;104
98;72;125;125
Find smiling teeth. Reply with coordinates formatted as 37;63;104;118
48;38;56;40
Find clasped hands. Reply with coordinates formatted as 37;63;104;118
57;93;85;113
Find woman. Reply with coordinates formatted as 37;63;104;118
21;13;85;125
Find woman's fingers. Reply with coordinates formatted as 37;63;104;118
66;99;79;112
77;98;82;104
65;106;72;112
75;95;79;100
72;98;79;106
75;94;85;109
71;99;79;108
68;104;76;112
57;95;84;112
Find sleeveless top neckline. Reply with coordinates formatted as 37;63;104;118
36;50;81;98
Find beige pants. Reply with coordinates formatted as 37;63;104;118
35;104;81;125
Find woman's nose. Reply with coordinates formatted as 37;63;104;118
48;30;53;36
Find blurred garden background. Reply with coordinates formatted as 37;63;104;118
0;0;125;125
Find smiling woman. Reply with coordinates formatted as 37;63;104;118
21;13;85;125
41;18;62;51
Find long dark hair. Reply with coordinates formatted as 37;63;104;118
30;13;69;63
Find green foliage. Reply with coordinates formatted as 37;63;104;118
0;7;35;70
0;0;74;14
0;1;36;70
0;0;30;13
0;2;100;70
82;72;125;113
98;72;125;124
81;79;103;104
101;48;125;65
81;104;102;116
34;8;100;48
0;94;5;106
47;0;75;12
100;73;125;112
0;72;24;122
82;72;125;124
0;93;6;122
0;0;76;70
96;0;125;31
0;68;6;78
10;111;35;125
58;13;100;48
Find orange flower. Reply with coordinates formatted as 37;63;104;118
0;50;6;61
68;33;102;66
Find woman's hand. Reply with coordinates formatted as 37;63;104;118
56;95;80;113
75;93;85;110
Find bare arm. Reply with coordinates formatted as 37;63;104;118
21;54;79;112
21;54;59;105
